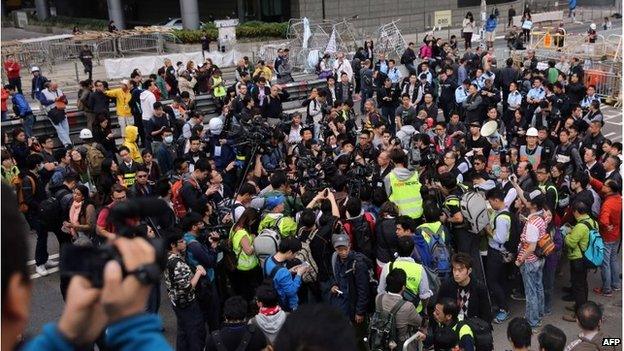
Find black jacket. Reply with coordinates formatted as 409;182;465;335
205;322;267;351
335;82;354;103
439;277;493;324
88;90;110;115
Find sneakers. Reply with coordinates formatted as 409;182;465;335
593;287;613;297
494;310;510;324
45;259;59;268
510;293;526;301
613;287;621;292
35;265;48;276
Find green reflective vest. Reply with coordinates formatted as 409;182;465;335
538;182;559;205
232;228;259;271
390;260;424;312
388;171;423;219
417;221;446;245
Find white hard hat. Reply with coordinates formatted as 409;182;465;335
590;23;596;30
79;128;93;139
208;117;224;135
526;127;538;137
31;66;40;72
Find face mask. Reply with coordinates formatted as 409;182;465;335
164;135;174;144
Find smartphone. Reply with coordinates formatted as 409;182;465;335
301;261;310;267
323;188;329;197
336;289;344;295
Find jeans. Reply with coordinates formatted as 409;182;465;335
542;258;557;314
1;111;7;121
487;247;508;311
405;63;416;76
173;300;206;351
146;282;161;314
49;117;72;147
520;259;544;327
22;113;35;137
570;258;588;310
27;212;49;266
601;241;621;293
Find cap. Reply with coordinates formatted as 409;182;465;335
31;66;40;72
120;79;130;86
526;127;538;137
332;233;350;248
265;195;285;210
590;23;596;30
79;128;93;139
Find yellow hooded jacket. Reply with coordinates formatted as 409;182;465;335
104;88;132;117
122;125;143;163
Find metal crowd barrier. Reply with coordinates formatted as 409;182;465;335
116;34;165;56
584;69;621;98
1;78;327;148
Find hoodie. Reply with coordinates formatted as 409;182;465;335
140;90;157;120
122;125;143;163
383;167;415;197
249;308;288;343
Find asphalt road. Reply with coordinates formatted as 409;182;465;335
22;20;623;350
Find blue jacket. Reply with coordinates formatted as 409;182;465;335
264;256;302;311
11;93;32;116
21;313;172;351
485;18;497;32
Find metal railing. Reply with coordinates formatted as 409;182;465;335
116;34;165;56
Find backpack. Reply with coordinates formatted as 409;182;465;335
496;211;521;254
423;265;441;308
14;174;35;213
579;220;605;268
171;178;198;219
456;317;494;351
459;191;490;234
534;229;556;258
343;213;376;258
421;226;451;274
39;188;71;227
85;144;105;177
254;216;284;262
294;227;320;283
367;295;407;351
332;251;379;313
211;325;257;351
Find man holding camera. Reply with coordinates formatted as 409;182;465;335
3;183;172;351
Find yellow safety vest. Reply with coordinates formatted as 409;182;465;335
123;172;136;187
388;171;423;219
390;260;424;312
231;229;259;271
538;182;559;205
212;76;226;98
417;221;446;245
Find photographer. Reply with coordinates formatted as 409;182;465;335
181;212;221;331
3;183;171;351
261;85;290;122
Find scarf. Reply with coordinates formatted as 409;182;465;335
69;201;83;236
259;306;281;316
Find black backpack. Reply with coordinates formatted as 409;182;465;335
496;211;520;254
39;188;71;227
457;317;493;351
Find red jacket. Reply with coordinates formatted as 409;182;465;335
3;60;21;79
590;178;622;243
1;89;8;112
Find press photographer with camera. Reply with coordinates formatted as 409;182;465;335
2;183;171;351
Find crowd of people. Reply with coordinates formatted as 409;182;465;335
1;23;622;351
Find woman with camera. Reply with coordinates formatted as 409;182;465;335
230;207;263;302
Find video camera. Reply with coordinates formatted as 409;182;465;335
59;198;169;288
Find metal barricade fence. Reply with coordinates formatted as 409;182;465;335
584;70;621;98
116;34;164;56
93;38;118;63
48;42;89;64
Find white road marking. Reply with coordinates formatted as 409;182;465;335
27;253;59;266
30;267;59;279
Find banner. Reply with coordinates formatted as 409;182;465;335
103;50;244;79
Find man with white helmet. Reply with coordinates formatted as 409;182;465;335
30;66;49;100
206;117;236;172
519;127;543;169
587;23;597;43
78;128;107;178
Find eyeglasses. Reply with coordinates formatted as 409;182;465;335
113;195;127;201
137;174;148;178
474;162;483;166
